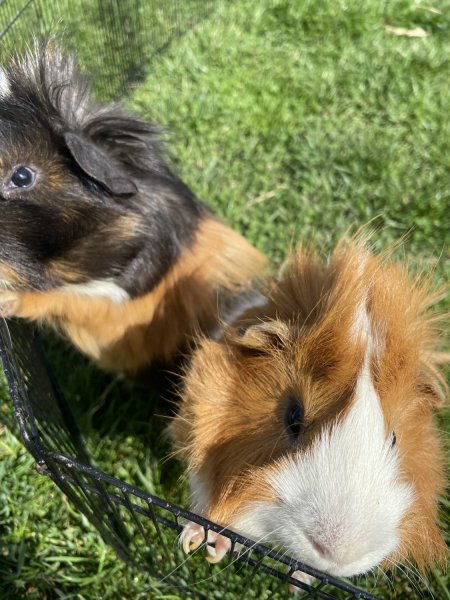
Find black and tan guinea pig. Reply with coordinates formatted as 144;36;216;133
0;42;266;376
169;234;448;578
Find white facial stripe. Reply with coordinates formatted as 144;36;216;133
350;297;385;371
0;69;11;98
233;347;412;577
350;297;370;344
61;279;129;302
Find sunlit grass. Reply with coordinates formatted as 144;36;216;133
0;0;448;598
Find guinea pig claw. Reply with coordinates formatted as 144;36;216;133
205;533;231;564
180;522;205;554
289;570;315;593
0;293;19;317
180;522;231;563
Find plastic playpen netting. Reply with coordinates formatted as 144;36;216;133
0;0;219;99
1;1;379;597
0;319;379;599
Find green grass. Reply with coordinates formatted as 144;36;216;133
131;0;449;273
1;0;449;598
0;0;216;99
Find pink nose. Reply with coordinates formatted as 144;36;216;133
309;536;330;559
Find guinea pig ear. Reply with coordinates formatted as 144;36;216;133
228;320;290;353
417;369;447;408
64;132;137;197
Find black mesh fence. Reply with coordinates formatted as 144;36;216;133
0;0;216;100
0;3;404;598
0;319;379;599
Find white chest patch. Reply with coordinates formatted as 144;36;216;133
232;315;413;577
0;69;11;98
61;278;130;302
0;278;14;291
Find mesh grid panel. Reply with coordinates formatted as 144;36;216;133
0;0;217;100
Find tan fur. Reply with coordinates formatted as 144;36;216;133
4;217;267;374
170;235;448;572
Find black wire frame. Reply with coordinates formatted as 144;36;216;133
0;318;379;600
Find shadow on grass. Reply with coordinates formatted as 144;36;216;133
34;331;186;496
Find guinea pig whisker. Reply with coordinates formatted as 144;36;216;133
168;524;286;589
371;564;393;595
159;531;212;584
394;563;424;597
367;566;380;591
400;557;433;597
382;555;429;598
375;565;391;591
164;445;187;462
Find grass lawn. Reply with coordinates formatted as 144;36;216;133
0;0;449;598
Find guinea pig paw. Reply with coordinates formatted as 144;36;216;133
0;292;20;318
205;532;232;564
180;522;206;554
289;570;315;593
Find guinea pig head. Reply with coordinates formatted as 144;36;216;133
0;42;179;298
170;238;448;577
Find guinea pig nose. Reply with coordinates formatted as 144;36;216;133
308;536;330;559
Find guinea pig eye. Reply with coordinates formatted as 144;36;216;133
10;166;36;189
285;395;304;440
390;431;396;447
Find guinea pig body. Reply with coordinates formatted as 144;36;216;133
169;236;448;577
0;43;266;374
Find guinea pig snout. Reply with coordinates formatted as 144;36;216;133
306;534;330;560
302;516;374;574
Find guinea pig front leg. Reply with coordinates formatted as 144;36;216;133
0;291;21;318
180;522;232;564
0;290;55;320
289;570;315;593
0;290;56;320
0;289;100;322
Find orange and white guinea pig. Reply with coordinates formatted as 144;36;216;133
0;42;266;376
169;235;448;577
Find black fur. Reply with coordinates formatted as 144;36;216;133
0;41;208;296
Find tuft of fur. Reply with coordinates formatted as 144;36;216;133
170;234;448;576
4;41;168;176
